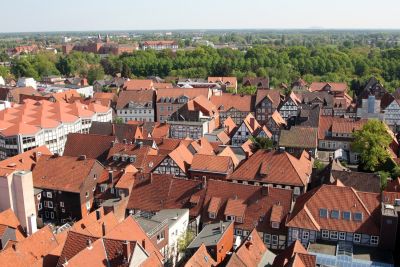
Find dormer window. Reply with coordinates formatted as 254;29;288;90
113;155;120;161
353;212;363;221
236;216;243;223
271;222;280;229
319;208;328;218
121;156;127;162
209;212;216;219
331;210;340;219
342;211;351;220
226;215;235;221
129;156;136;163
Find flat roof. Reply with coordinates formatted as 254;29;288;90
188;221;232;249
308;241;336;256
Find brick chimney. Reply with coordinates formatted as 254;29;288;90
102;222;106;236
122;240;131;262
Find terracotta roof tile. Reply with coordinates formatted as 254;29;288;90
255;89;282;108
0;146;51;171
210;94;254;112
123;79;153;90
273;240;315;267
190;154;232;174
225;198;246;218
309;82;348;92
116;90;154;110
156;88;210;102
279;127;318;149
230;150;312;187
184;243;217;267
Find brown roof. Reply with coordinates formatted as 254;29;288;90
255;89;282;108
127;174;206;217
156;88;210;102
153;82;173;89
190;154;231;174
116;90;154;109
309;82;348;92
218;146;241;168
168;144;193;173
318;116;366;139
273;240;315;267
226;228;268;267
184;243;217;267
32;155;101;193
0;146;51;171
210;93;254;112
208;77;237;87
63;133;116;162
279;127;318;149
286;184;381;235
202;180;292;233
230;150;311;187
123;79;153;90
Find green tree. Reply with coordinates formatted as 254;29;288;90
250;137;274;151
87;66;105;85
351;120;392;172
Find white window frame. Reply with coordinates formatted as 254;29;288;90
236;216;243;223
48;201;53;209
37;194;41;200
339;232;346;241
236;229;243;236
264;234;271;244
370;236;379;245
60;202;64;207
46;192;52;198
271;222;280;229
322;230;329;239
50;212;54;219
226;215;235;221
209;212;216;219
243;230;249;236
38;203;42;210
302;231;309;240
272;235;278;246
292;229;299;239
330;231;338;240
354;233;361;243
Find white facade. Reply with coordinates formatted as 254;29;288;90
0;171;37;235
0;76;5;86
43;85;94;98
117;103;154;123
17;77;37;89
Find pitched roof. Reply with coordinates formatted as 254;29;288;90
63;133;116;162
89;122;142;142
309;82;348;92
190;154;232;174
184;243;217;267
156;88;210;102
202;180;293;233
0;146;51;171
286;184;381;235
32;155;101;193
230;150;312;186
210;94;254;112
116;90;154;109
226;228;268;267
223;117;237;136
168;144;193;173
218;146;241;168
270;111;286;126
127;174;205;217
273;240;315;267
279;127;318;149
0;209;25;241
255;89;282;108
123;79;153;90
207;77;237;86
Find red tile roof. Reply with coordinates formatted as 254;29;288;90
230;150;312;187
184;243;217;267
116;90;154;109
32;155;101;193
210;93;254;112
63;133;116;162
224;198;247;218
226;228;268;267
273;240;315;267
123;79;153;90
156;88;210;102
127;174;205;217
309;82;348;92
202;180;293;233
286;184;381;235
0;146;51;171
255;89;282;108
190;154;232;174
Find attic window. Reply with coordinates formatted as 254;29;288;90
209;212;216;219
353;212;363;221
129;156;136;163
271;222;279;229
342;211;351;221
113;155;120;161
319;208;328;218
331;210;340;219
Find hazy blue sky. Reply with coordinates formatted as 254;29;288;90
2;0;400;32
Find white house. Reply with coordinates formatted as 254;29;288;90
17;77;37;89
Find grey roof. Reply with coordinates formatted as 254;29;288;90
135;217;164;235
296;104;321;128
152;209;189;228
188;221;232;249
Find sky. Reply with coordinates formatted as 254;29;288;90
1;0;400;32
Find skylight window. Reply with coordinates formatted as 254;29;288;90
331;210;340;219
319;208;328;218
353;212;363;221
342;211;351;221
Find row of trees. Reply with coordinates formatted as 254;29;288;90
3;45;400;90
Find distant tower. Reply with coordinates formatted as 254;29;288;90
106;34;110;43
97;34;102;42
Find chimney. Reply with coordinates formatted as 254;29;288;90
95;209;101;220
86;239;92;249
34;151;42;162
262;186;269;196
202;176;207;189
27;214;37;236
102;222;106;236
108;170;113;184
249;118;255;130
122;240;131;262
141;239;146;250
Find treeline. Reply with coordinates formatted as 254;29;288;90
3;45;400;91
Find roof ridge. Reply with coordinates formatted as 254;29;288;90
284;152;307;185
350;187;372;216
304;205;321;230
